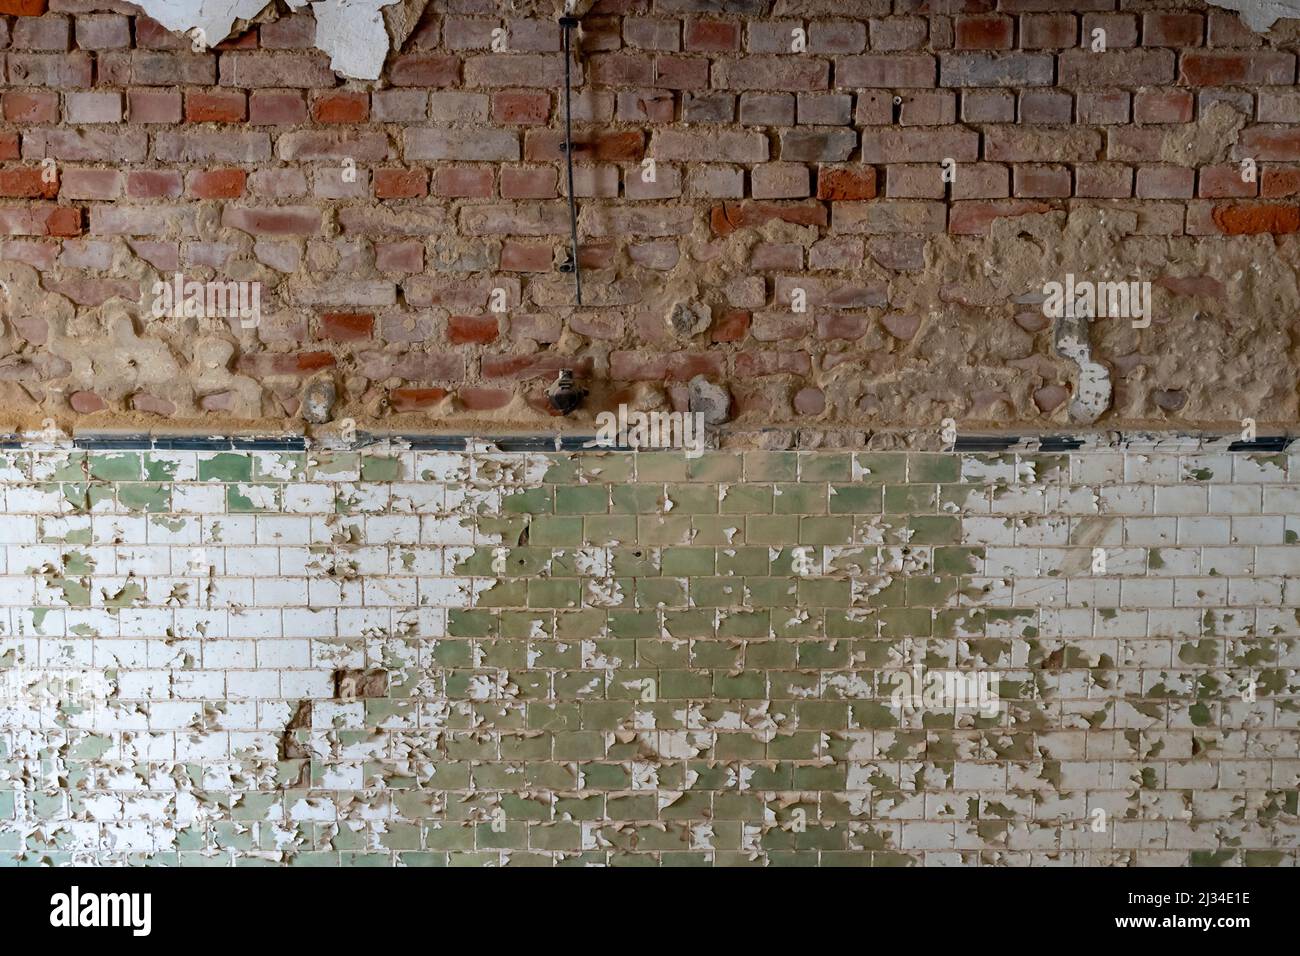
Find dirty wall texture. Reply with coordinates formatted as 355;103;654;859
2;0;1300;434
2;438;1300;866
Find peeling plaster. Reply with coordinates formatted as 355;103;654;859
137;0;410;80
1208;0;1300;31
1053;311;1112;426
286;0;403;81
134;0;271;48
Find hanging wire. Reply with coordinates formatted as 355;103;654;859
560;16;583;306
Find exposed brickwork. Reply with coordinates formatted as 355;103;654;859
0;1;1298;431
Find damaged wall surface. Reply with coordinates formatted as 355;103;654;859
2;439;1299;866
0;0;1299;435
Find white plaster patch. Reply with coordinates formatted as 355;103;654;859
1207;0;1300;31
137;0;403;80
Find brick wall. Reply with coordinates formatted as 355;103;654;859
0;0;1297;431
1;438;1298;865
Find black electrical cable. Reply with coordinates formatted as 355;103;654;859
560;15;582;306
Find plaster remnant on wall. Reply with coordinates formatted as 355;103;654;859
1053;311;1112;425
1208;0;1300;31
137;0;406;80
135;0;272;48
287;0;403;81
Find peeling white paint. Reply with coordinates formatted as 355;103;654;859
135;0;271;49
137;0;404;80
1207;0;1300;31
290;0;403;81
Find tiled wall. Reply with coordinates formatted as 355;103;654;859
1;439;1298;865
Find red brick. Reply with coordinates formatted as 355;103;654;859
860;127;979;163
837;54;935;88
1136;165;1195;199
312;91;369;123
590;52;654;86
1262;167;1300;198
185;91;246;123
750;242;802;270
1207;11;1257;48
951;163;1009;200
222;205;322;236
501;241;554;271
479;354;592;382
1080;13;1138;48
390;54;461;87
897;90;956;126
75;14;130;50
434;167;494;198
949;200;1051;235
752;163;809;199
1012;164;1070;198
1071;164;1133;197
219;53;333;88
134;17;186;50
0;167;57;199
654;55;709;89
238;352;336;377
1180;52;1294;86
390;387;451;411
7;51;93;87
816;166;877;201
0;0;48;14
13;15;69;50
374;168;427;199
684;19;740;52
1076;90;1130;125
1142;12;1203;47
1239;127;1300;161
259;12;316;48
886;164;944;199
457;388;511;411
492;91;551;125
710;200;828;238
60;168;120;200
954;15;1013;50
710;310;751;343
1019;90;1072;124
1198;165;1256;198
733;350;809;377
985;127;1100;162
1058;49;1175;86
375;241;423;272
1020;14;1076;49
0;204;80;237
188;168;246;199
525;129;644;163
126;170;183;199
249;91;308;125
448;314;499;345
500;166;557;199
128;89;182;124
68;390;106;413
214;29;258;52
319;312;374;342
1211;203;1300;235
2;91;57;123
1133;89;1193;124
815;313;869;340
66;91;123;124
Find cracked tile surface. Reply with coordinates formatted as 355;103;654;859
0;441;1297;866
